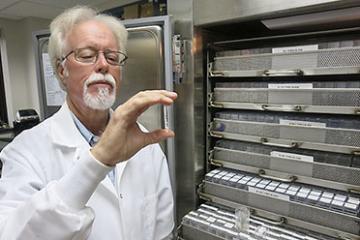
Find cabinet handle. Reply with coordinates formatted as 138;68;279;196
258;169;297;183
210;131;224;138
354;109;360;114
250;211;286;226
263;69;304;76
337;234;353;240
352;151;360;155
208;150;215;158
209;150;223;167
261;104;303;112
197;183;213;202
208;63;225;77
175;224;184;240
208;122;224;138
208;93;224;108
208;62;224;77
209;101;224;108
261;138;299;148
210;159;223;168
209;71;225;77
348;188;360;194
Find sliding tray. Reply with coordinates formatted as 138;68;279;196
210;111;360;154
199;168;360;236
180;203;340;240
210;79;360;115
210;139;360;188
209;38;360;77
181;204;334;240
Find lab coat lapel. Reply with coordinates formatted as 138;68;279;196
116;161;127;186
49;102;88;148
99;175;118;196
101;161;128;198
49;102;127;198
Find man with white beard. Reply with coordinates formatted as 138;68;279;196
83;73;117;110
0;6;176;240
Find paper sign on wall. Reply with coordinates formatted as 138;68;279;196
42;53;66;106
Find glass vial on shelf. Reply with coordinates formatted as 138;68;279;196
235;206;250;233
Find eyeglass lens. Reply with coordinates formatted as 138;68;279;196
74;47;127;65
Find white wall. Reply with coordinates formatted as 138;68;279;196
0;17;50;125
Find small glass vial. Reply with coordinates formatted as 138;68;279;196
252;225;269;240
235;206;250;233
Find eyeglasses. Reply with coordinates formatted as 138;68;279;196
61;47;128;66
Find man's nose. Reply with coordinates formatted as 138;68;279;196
94;52;109;73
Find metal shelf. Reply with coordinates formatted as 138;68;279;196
199;179;359;236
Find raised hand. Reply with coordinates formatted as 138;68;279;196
91;90;177;166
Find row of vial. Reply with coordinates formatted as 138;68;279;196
205;168;360;215
182;203;330;240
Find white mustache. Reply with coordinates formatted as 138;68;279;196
85;73;116;88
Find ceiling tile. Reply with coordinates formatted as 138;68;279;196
0;12;22;20
0;0;20;10
0;0;125;20
0;1;64;19
28;0;112;9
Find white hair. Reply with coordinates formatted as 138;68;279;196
48;5;128;90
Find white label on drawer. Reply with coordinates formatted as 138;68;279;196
272;44;318;54
280;119;326;128
249;187;290;201
348;197;360;205
224;222;234;229
270;151;314;163
268;83;313;89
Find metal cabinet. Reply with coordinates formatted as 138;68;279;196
179;26;360;240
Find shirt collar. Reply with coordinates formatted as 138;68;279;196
70;109;113;145
71;112;98;145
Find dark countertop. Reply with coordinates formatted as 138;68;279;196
0;127;13;133
0;128;15;151
0;138;12;151
0;128;15;175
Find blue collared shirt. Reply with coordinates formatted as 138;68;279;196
71;112;115;184
72;113;98;145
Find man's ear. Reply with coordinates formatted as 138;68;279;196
57;60;65;79
57;60;67;88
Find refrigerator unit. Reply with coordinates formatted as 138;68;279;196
176;1;360;240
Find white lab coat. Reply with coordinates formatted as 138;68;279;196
0;103;174;240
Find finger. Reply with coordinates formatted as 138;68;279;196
118;91;177;120
145;90;177;98
143;128;175;146
156;90;178;100
137;90;177;106
133;90;177;106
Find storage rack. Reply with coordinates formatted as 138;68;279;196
179;27;360;240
